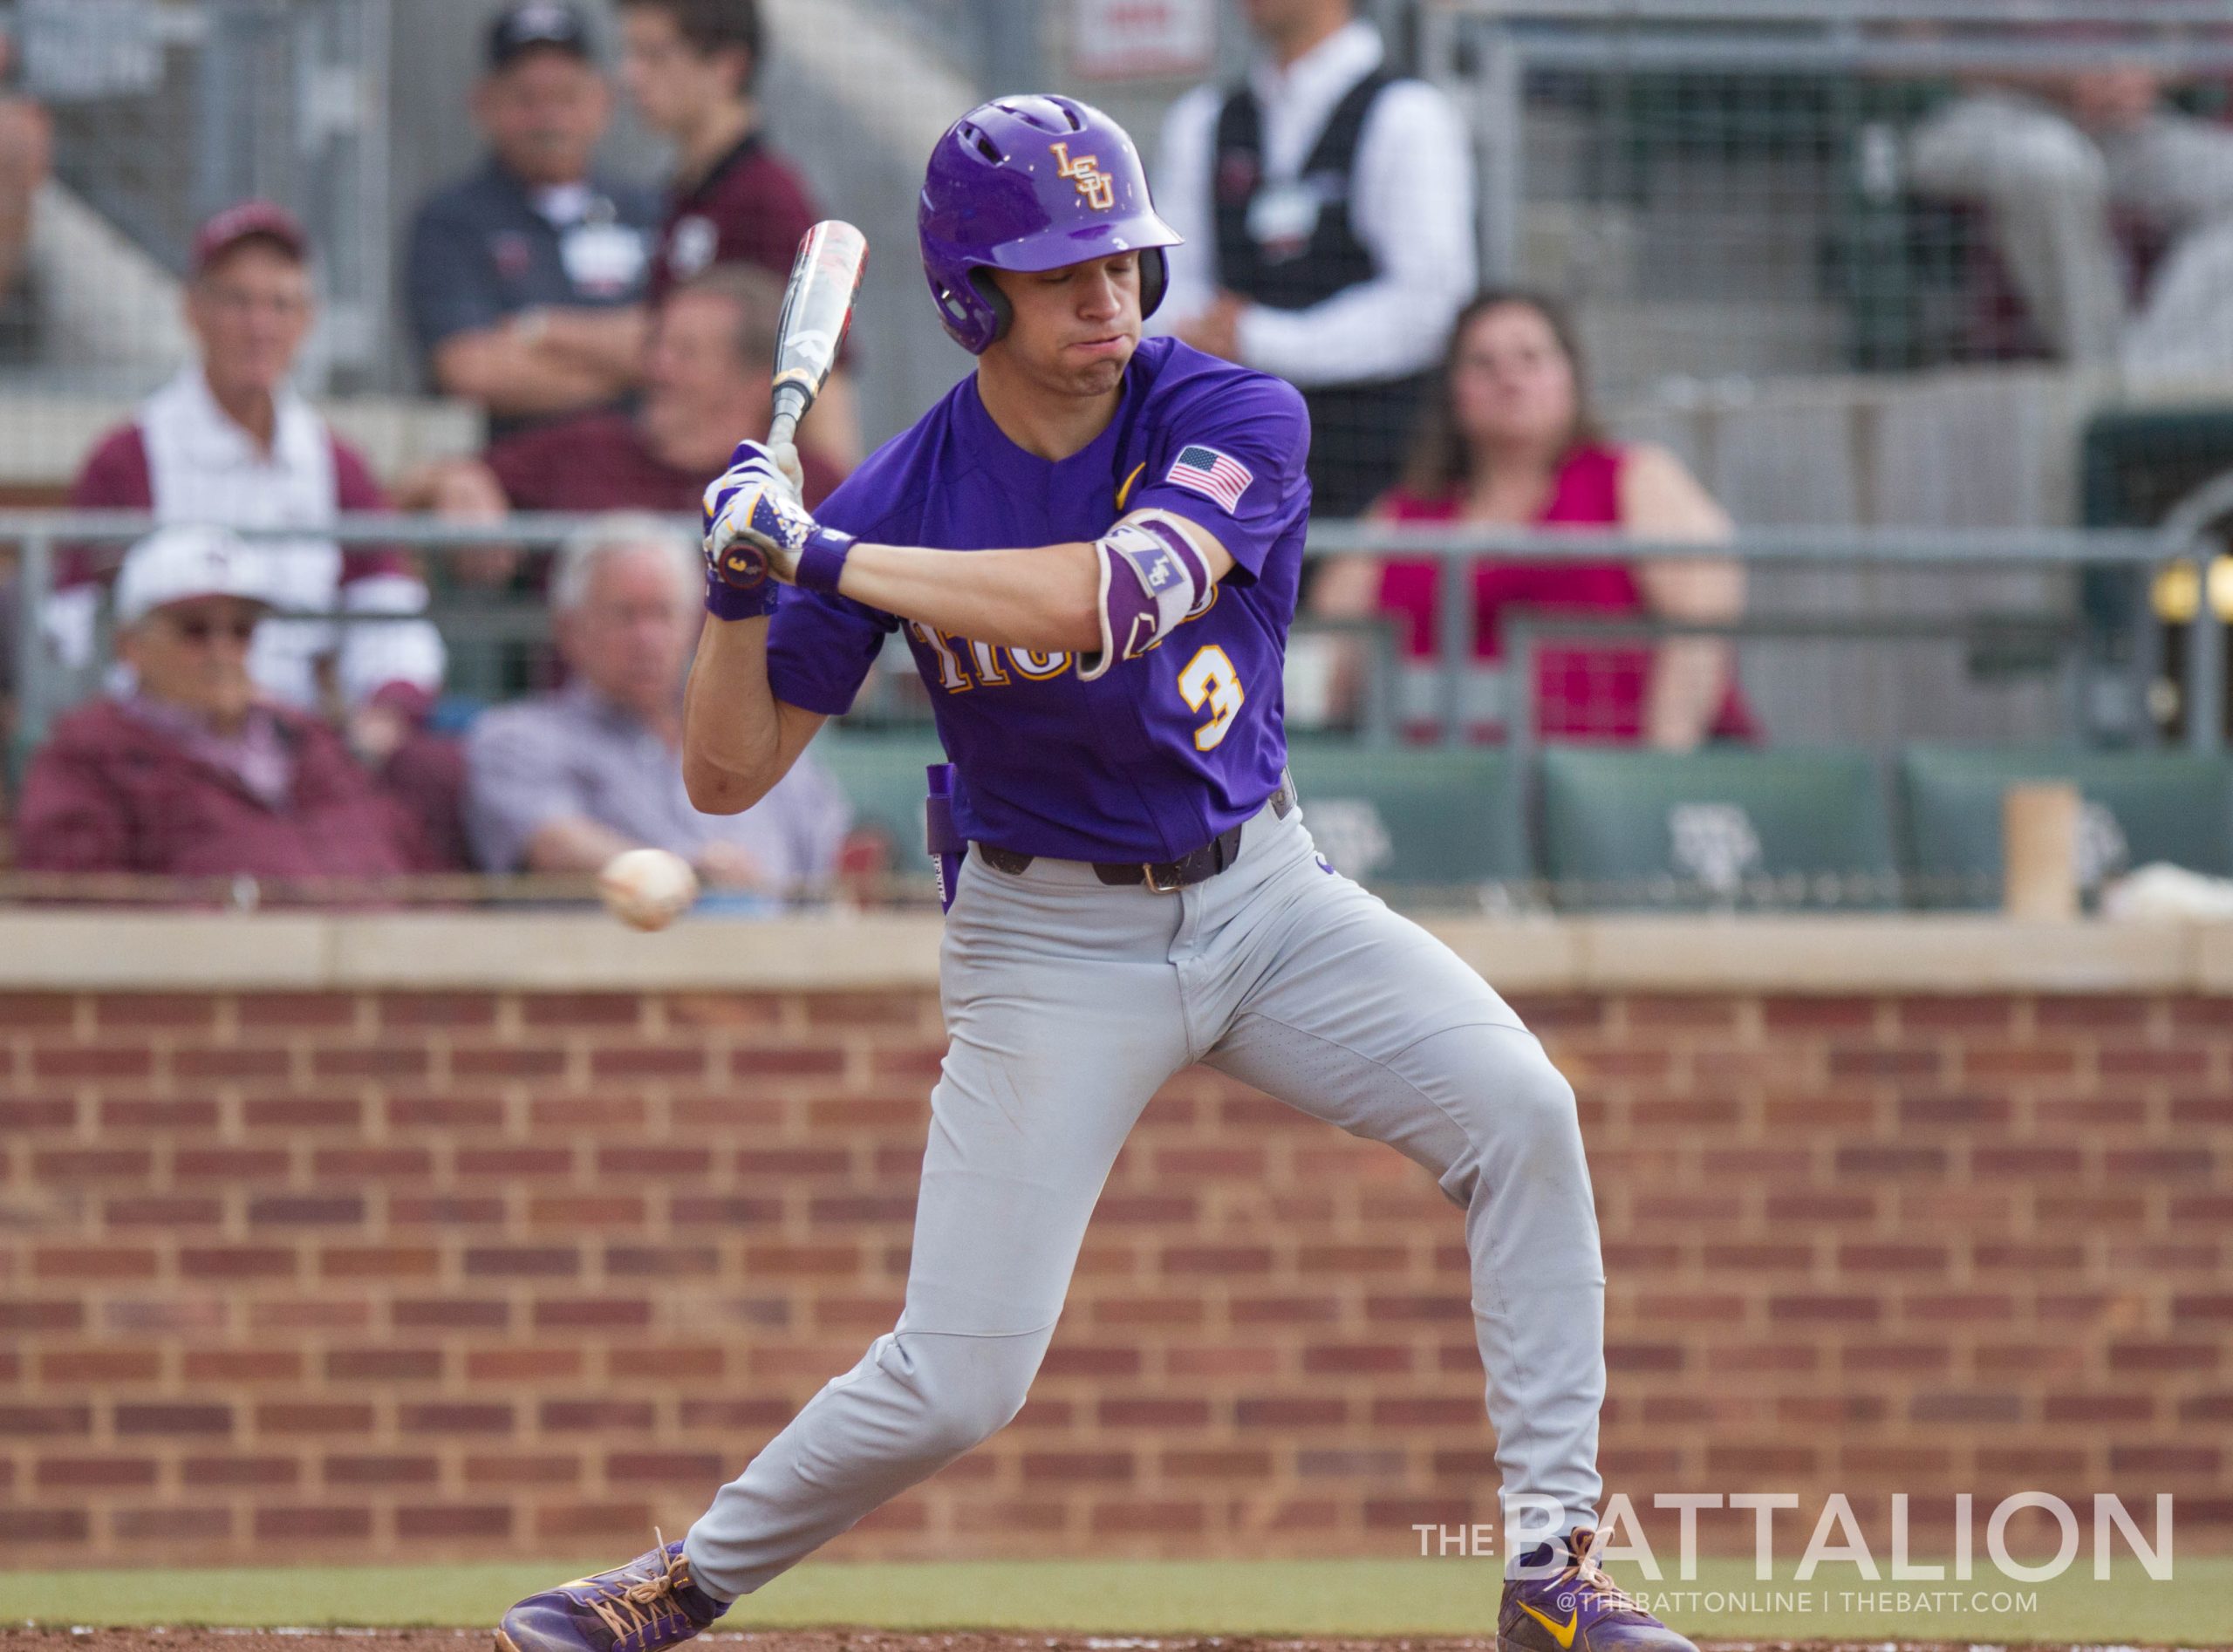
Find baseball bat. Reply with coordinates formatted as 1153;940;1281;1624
767;219;868;449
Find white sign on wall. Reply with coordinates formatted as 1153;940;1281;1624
1070;0;1214;82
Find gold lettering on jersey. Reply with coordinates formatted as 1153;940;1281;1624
968;639;1011;686
908;597;1219;693
1051;142;1116;212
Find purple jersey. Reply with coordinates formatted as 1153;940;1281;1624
767;336;1311;863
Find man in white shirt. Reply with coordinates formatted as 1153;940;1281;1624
1152;0;1476;517
67;203;446;745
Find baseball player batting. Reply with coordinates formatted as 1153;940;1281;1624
498;96;1687;1652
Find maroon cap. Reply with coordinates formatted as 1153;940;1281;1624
191;201;310;275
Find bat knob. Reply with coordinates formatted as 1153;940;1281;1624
717;540;770;590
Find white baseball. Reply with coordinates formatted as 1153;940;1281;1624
597;848;700;932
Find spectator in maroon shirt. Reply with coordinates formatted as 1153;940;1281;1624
614;0;858;467
399;267;840;544
16;527;449;888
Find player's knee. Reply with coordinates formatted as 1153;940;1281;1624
902;1332;1042;1458
1420;1026;1581;1198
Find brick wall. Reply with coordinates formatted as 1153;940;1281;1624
1;986;2228;1564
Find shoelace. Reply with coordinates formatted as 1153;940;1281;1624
584;1530;694;1646
1565;1529;1645;1617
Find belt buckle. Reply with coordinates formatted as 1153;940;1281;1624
1142;860;1185;894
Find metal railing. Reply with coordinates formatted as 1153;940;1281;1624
4;509;2223;760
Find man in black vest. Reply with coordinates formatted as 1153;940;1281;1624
1153;0;1476;517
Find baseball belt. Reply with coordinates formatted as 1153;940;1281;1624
976;770;1299;892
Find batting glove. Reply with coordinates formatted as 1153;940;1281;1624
701;440;852;618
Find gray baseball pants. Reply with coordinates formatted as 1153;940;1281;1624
684;798;1605;1597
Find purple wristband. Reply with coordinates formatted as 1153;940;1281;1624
705;563;778;622
794;528;854;596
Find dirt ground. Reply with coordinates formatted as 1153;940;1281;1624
4;1630;2223;1652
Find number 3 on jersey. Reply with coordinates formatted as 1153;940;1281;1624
1178;645;1243;750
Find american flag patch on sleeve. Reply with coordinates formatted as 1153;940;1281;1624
1165;444;1254;514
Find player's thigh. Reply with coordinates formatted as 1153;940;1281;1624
1202;864;1576;1191
904;862;1192;1336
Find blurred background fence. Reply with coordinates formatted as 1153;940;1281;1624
5;0;2233;909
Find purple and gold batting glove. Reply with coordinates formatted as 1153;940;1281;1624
702;440;853;618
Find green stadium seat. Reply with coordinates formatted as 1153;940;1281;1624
1537;747;1898;911
1899;745;2233;907
1286;741;1529;892
819;734;1528;895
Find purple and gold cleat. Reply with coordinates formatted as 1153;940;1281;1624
1499;1526;1697;1652
496;1535;728;1652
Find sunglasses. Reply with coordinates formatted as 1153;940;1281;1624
168;613;259;645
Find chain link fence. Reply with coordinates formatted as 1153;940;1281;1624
0;0;389;394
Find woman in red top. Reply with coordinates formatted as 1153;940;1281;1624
1314;290;1752;746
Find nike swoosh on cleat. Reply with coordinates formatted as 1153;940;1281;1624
1518;1602;1578;1649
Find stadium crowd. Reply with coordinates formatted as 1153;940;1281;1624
10;0;2215;899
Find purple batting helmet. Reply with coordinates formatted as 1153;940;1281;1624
918;93;1182;354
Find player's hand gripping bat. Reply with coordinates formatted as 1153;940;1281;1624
709;220;868;590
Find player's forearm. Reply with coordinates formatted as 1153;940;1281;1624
536;305;648;383
836;541;1103;653
434;331;618;415
681;616;787;813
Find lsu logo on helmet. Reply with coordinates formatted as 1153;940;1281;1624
1051;141;1116;211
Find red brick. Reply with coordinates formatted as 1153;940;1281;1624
34;1247;158;1280
605;1451;727;1483
380;993;502;1029
0;1509;90;1542
114;1403;233;1437
179;1247;297;1280
173;1147;290;1181
112;1507;234;1541
453;1046;569;1078
535;1503;655;1541
237;993;358;1028
173;1047;291;1081
394;1299;510;1330
399;1403;516;1434
522;993;644;1028
0;993;75;1027
324;1455;439;1485
242;1097;362;1130
256;1403;376;1435
0;1300;84;1333
182;1350;303;1383
464;1247;580;1279
42;1349;160;1383
321;1246;440;1280
36;1457;158;1488
30;1044;154;1080
534;1299;653;1330
252;1505;372;1539
397;1505;514;1538
32;1147;153;1179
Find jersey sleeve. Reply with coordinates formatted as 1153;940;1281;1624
763;587;896;717
761;477;903;717
1123;369;1311;584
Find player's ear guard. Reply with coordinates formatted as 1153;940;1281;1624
964;249;1167;349
1076;514;1209;683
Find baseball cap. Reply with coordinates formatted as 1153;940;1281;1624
488;0;592;70
115;526;275;626
191;200;309;276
